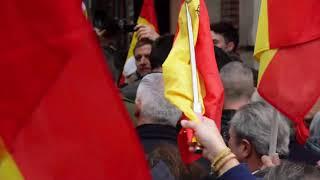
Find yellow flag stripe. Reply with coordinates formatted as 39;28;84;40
0;139;24;180
254;0;278;84
163;1;202;122
257;49;277;84
254;0;270;59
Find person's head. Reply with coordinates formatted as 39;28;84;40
306;112;320;156
214;46;233;71
228;102;290;171
220;61;254;109
304;98;320;127
135;73;182;126
134;38;153;77
148;144;207;180
264;160;320;180
150;34;174;72
210;22;239;53
309;112;320;142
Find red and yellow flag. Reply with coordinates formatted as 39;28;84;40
254;0;320;144
0;0;151;179
122;0;158;81
163;0;224;163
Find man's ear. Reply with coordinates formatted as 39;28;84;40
238;139;252;159
226;41;235;52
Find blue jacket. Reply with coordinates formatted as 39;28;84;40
218;164;256;180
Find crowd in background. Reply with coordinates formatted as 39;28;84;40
96;21;320;179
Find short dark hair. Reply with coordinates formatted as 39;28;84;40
150;34;174;69
211;22;239;51
133;38;153;56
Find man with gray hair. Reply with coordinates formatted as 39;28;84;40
228;101;290;176
135;73;182;153
219;61;255;142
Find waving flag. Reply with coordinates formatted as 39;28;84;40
122;0;158;83
254;0;320;144
0;0;151;179
163;0;224;163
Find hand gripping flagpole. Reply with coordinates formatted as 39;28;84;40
185;1;203;153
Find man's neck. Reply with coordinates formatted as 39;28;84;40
223;99;250;110
137;116;154;126
245;155;263;173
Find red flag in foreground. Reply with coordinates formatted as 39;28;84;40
163;0;224;164
0;0;150;179
254;0;320;144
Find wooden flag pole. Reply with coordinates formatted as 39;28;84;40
185;1;203;153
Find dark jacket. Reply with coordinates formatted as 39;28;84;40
288;138;320;165
120;79;141;101
221;109;237;143
218;164;256;180
136;124;178;153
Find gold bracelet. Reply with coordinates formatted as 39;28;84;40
214;154;237;172
211;148;231;168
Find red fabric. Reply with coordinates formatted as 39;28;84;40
195;0;224;127
140;0;159;32
0;0;151;179
268;0;320;48
258;38;320;144
118;74;126;87
178;0;224;164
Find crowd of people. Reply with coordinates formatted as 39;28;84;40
97;21;320;179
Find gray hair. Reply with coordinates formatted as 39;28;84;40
264;160;320;180
230;101;290;155
306;112;320;154
136;73;182;126
220;62;254;102
310;112;320;138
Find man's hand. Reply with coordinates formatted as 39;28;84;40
261;154;281;170
181;115;227;160
135;25;159;41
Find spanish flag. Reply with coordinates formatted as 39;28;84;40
0;0;150;179
163;0;224;163
122;0;158;81
254;0;320;144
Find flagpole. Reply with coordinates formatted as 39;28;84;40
185;2;202;114
268;110;279;155
185;1;203;153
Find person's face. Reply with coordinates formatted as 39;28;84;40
211;31;235;53
134;44;152;77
